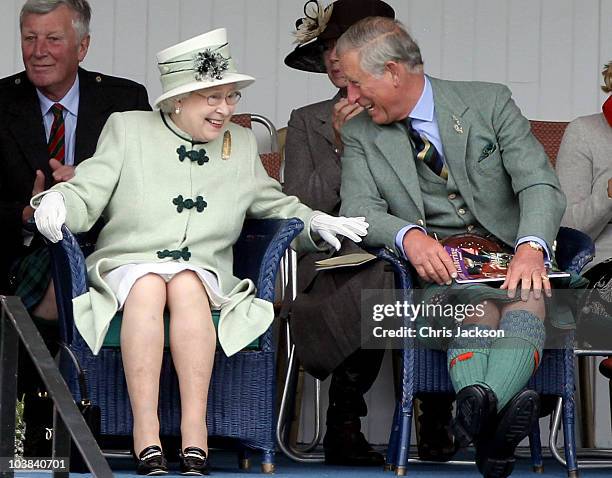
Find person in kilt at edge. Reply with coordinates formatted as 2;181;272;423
0;0;150;456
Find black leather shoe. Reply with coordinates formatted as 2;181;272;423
23;391;54;457
324;428;384;466
417;426;458;462
452;384;497;449
23;421;52;458
417;394;457;462
134;445;168;476
476;389;540;478
179;447;210;476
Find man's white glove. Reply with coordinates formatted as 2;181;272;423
33;192;66;243
310;213;369;251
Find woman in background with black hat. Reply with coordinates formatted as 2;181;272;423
282;0;456;465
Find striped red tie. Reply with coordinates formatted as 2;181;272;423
48;103;65;163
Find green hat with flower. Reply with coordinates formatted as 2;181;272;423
154;28;255;108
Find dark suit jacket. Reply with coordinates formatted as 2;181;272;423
284;96;342;289
0;67;151;292
283;94;393;379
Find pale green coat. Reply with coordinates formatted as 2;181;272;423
34;111;320;356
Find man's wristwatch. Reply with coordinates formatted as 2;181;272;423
526;241;544;253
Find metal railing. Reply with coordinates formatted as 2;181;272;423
0;296;111;478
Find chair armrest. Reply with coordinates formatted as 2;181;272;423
367;247;414;293
555;227;595;274
47;226;88;345
233;218;303;352
233;218;304;301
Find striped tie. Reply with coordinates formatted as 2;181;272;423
406;120;448;180
48;103;65;163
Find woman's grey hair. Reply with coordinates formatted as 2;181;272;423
602;61;612;94
336;17;423;76
20;0;91;41
158;93;190;114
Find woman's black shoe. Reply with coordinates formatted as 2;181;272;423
134;445;168;476
180;446;210;475
417;393;457;462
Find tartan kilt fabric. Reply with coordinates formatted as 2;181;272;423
12;245;51;311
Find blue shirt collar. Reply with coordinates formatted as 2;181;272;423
36;75;80;116
409;76;434;123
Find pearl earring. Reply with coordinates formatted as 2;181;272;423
174;104;181;114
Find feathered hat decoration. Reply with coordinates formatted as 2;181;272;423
293;0;334;45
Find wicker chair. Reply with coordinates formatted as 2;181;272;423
529;120;569;167
50;219;300;473
231;113;282;182
49;114;292;473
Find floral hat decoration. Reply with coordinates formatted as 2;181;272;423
284;0;395;73
154;28;255;108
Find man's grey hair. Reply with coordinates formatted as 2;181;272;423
20;0;91;41
336;17;423;76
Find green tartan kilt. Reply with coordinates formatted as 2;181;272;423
414;272;587;350
12;246;51;311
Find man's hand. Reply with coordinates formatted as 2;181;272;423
332;98;364;152
500;243;552;300
402;229;457;284
22;169;46;224
49;158;75;183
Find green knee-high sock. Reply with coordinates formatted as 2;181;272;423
483;310;545;410
447;324;495;393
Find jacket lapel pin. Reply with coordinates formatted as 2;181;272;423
452;114;463;134
222;131;232;160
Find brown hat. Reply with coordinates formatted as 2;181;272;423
284;0;395;73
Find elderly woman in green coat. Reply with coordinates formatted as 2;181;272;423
32;28;367;476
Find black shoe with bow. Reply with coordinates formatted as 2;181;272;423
452;384;498;449
475;389;540;478
134;445;168;476
179;447;210;476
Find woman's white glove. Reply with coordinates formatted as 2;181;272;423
310;213;369;251
33;192;66;243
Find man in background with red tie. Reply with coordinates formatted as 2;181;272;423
0;0;150;456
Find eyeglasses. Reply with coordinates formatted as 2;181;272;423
197;90;242;106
